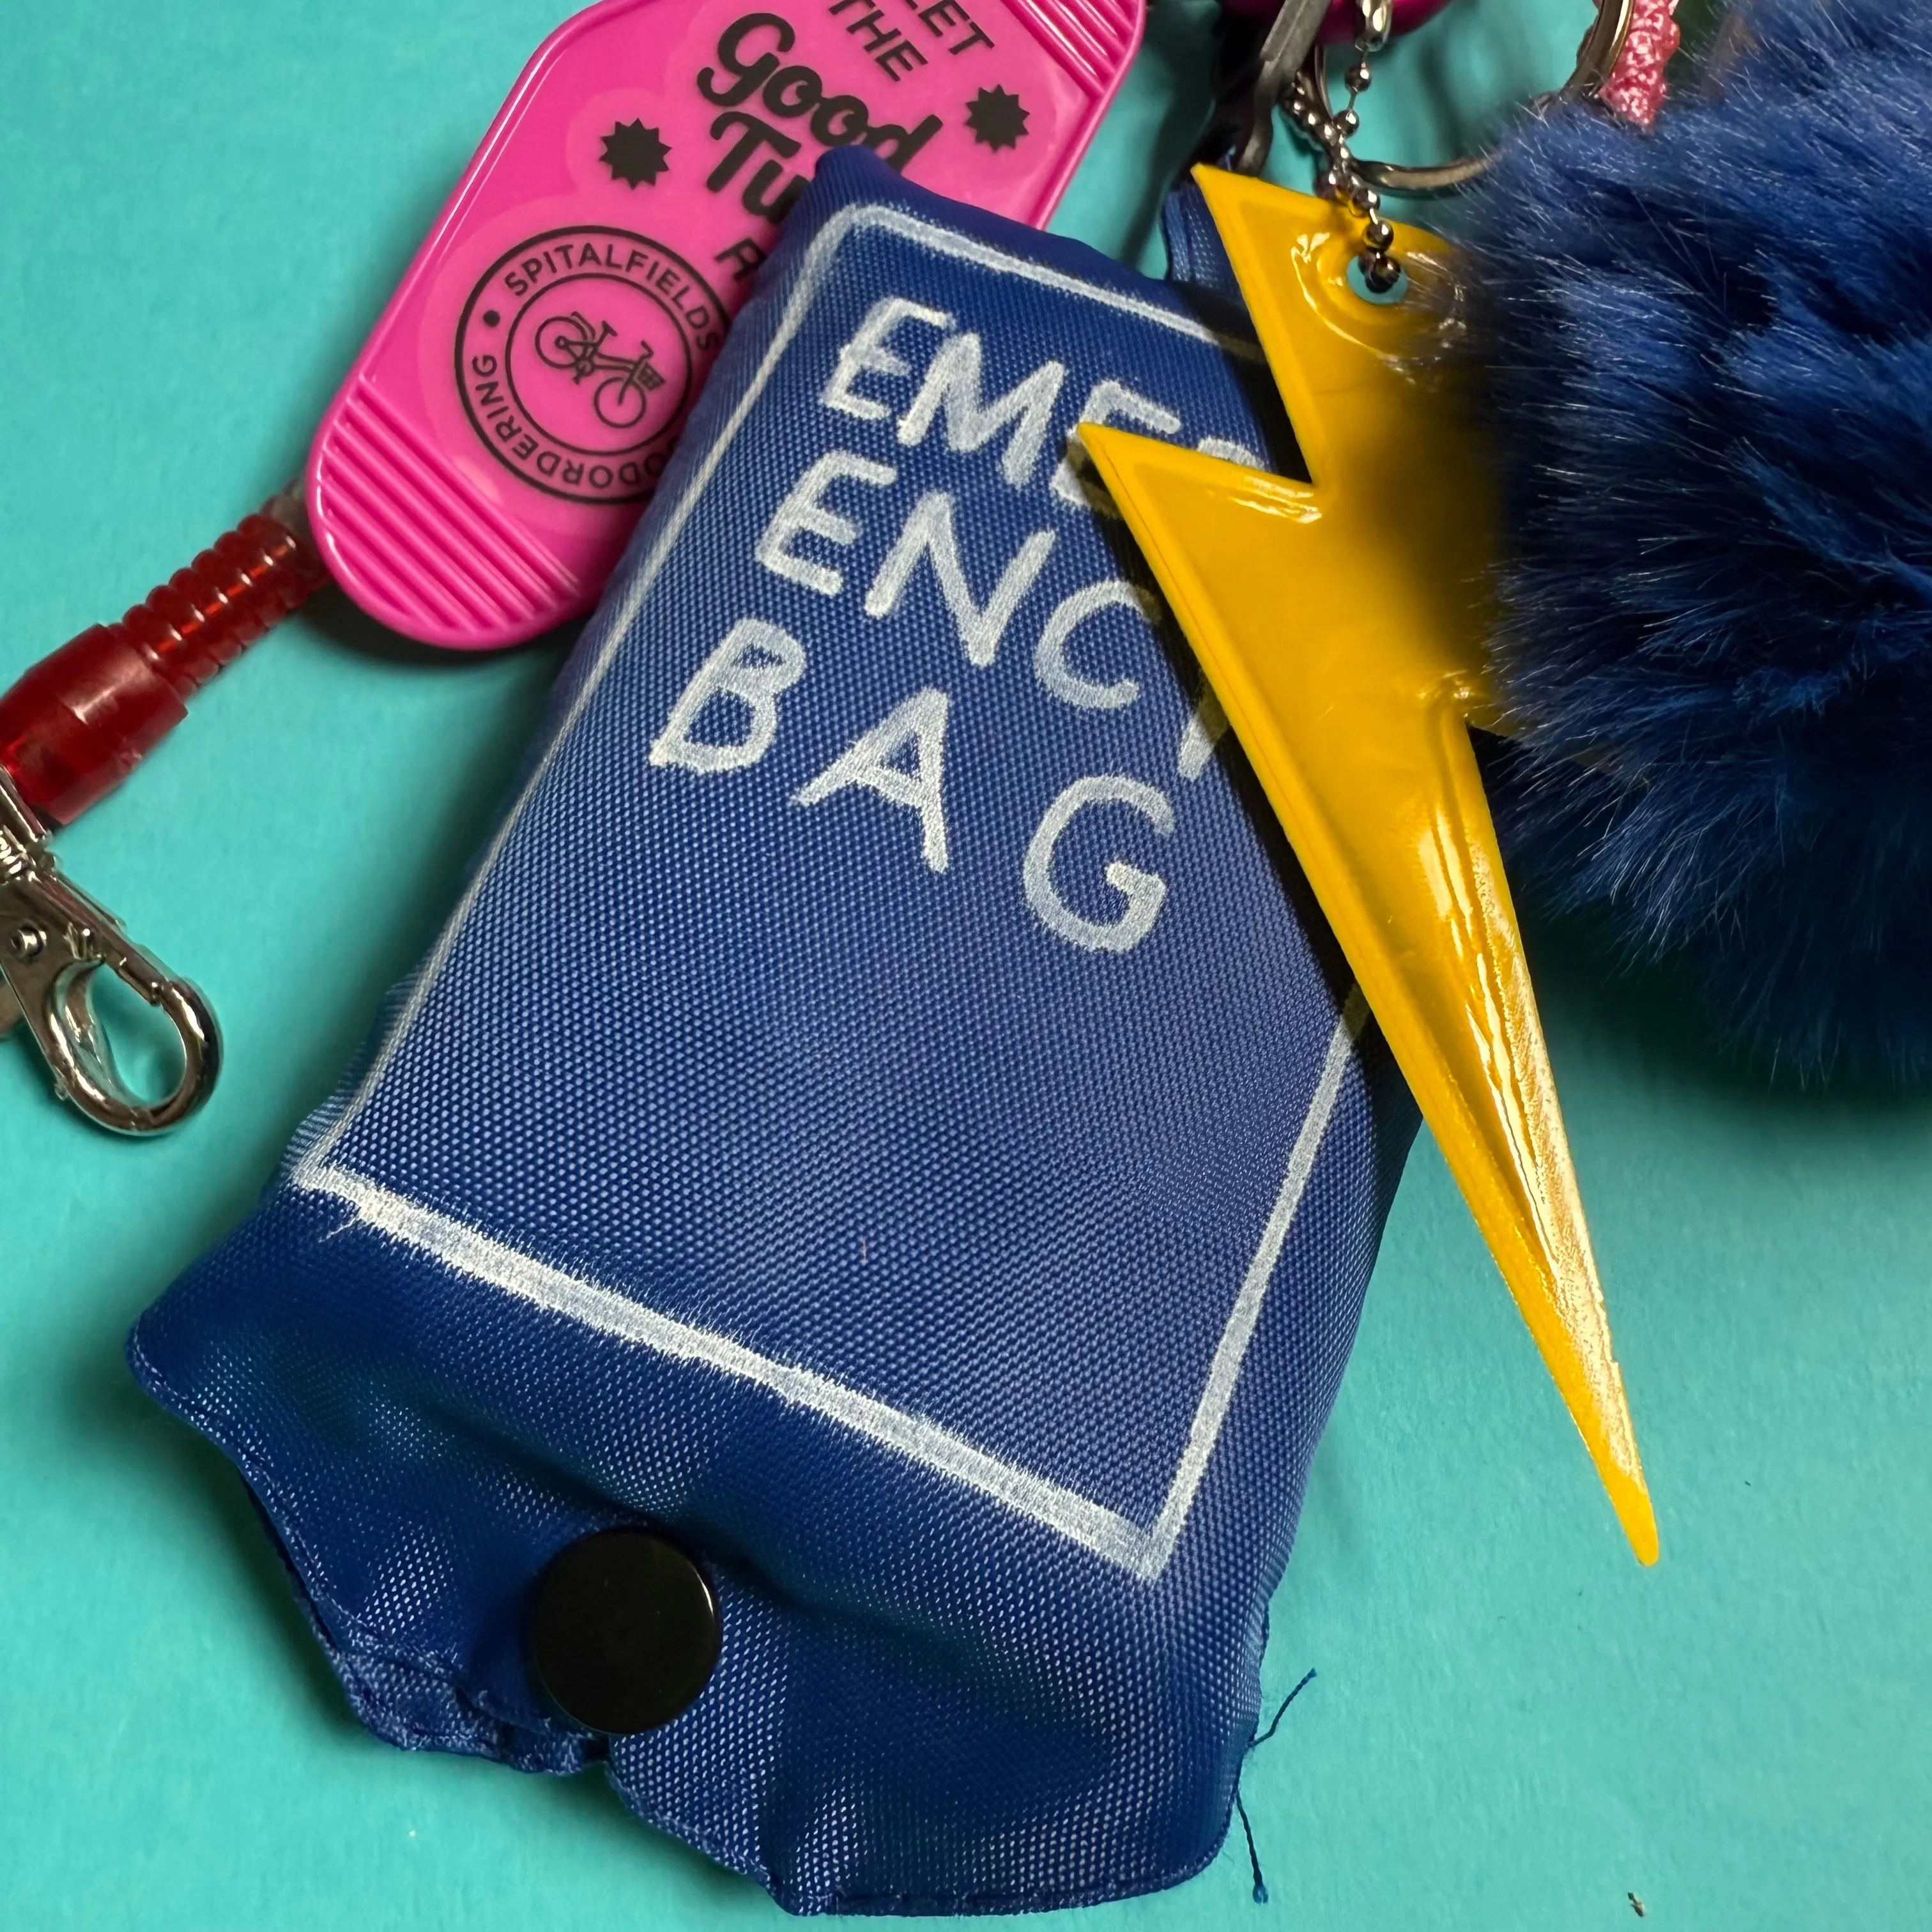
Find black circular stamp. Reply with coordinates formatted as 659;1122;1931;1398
455;227;725;505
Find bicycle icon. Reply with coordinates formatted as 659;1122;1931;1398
533;312;666;429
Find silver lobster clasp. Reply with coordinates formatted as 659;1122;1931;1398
0;769;220;1134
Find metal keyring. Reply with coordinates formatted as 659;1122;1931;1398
0;769;222;1135
1346;0;1636;193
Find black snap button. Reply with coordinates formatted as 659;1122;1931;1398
527;1528;720;1734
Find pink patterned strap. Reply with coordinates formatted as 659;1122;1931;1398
1598;0;1681;127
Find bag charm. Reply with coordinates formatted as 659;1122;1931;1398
1085;168;1655;1562
0;494;327;1131
1462;0;1932;1083
308;0;1143;650
1083;0;1670;1555
0;0;1138;1131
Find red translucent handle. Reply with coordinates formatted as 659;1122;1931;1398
0;494;330;825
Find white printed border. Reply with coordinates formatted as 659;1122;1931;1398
298;202;1351;1584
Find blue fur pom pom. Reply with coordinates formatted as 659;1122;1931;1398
1460;0;1932;1080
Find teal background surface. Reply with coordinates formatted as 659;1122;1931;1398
3;3;1928;1926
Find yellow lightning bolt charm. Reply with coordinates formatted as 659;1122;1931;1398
1083;167;1657;1564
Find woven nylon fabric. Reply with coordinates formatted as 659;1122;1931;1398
131;151;1418;1915
1158;176;1248;318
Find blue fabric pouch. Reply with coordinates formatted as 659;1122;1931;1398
132;150;1417;1914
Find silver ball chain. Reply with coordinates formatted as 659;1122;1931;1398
1285;0;1402;292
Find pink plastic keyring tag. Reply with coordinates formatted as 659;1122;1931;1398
308;0;1142;649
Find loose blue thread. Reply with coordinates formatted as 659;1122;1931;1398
1234;1667;1316;1905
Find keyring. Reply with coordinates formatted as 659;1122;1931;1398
1226;0;1636;190
1348;0;1636;192
0;768;221;1135
1238;0;1642;291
